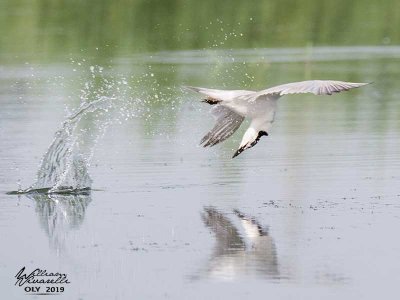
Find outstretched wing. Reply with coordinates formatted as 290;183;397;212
201;105;244;147
184;86;254;102
253;80;369;99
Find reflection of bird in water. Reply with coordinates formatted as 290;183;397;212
26;192;91;253
198;207;279;281
186;80;369;158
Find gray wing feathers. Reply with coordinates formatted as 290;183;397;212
201;105;244;147
256;80;369;97
184;86;254;102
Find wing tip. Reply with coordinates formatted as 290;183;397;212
356;82;372;87
348;81;371;90
182;85;200;93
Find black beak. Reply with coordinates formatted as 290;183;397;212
232;146;246;158
232;131;269;159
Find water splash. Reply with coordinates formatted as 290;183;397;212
8;96;115;194
37;98;113;193
8;96;113;195
7;63;178;195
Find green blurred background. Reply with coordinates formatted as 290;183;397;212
1;0;399;62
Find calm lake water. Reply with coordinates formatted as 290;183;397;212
1;1;400;299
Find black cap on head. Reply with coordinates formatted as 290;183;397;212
258;131;268;137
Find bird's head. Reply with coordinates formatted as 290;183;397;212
232;129;268;158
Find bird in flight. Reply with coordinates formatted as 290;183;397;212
185;80;369;158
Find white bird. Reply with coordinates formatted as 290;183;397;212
199;207;278;280
185;80;369;158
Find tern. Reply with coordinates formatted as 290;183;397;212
186;80;369;158
197;207;278;280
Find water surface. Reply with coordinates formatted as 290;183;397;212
1;45;400;299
